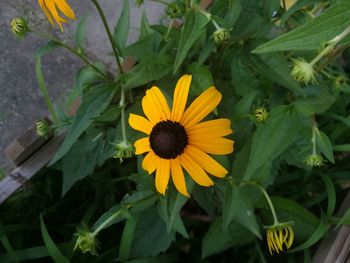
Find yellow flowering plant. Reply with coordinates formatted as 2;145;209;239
4;0;350;262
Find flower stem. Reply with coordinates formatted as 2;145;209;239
31;30;108;78
90;0;124;74
243;181;279;225
310;25;350;66
120;87;127;143
311;116;317;155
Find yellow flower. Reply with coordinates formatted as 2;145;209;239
266;223;294;255
129;75;234;196
38;0;76;32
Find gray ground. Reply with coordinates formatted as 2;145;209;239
0;0;164;171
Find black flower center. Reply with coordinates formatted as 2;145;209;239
150;120;188;159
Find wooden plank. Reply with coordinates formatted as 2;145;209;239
312;191;350;263
0;134;64;204
5;118;52;166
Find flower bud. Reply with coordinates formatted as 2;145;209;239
291;58;316;85
265;222;294;255
36;120;51;138
304;154;324;167
113;141;134;162
254;108;268;122
213;28;231;44
11;17;29;39
166;2;182;19
73;225;99;256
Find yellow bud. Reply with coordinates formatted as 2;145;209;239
254;108;269;122
11;17;29;39
265;222;294;255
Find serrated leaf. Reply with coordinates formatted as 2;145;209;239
223;183;261;238
40;216;69;263
248;53;302;94
202;217;254;258
130;207;175;258
121;55;172;91
114;0;129;52
50;84;117;164
173;9;210;73
91;106;121;122
316;130;335;163
293;86;335;117
244;106;300;180
253;2;350;53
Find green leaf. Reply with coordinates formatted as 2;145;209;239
130;207;175;258
186;63;214;95
248;53;302;94
114;0;130;51
316;130;335;163
192;185;216;216
91;205;124;232
173;9;210;73
289;213;328;252
320;174;336;217
40;215;69;263
139;10;153;40
293;86;335;117
61;131;104;195
157;184;192;238
253;2;350;53
333;144;350;152
336;207;350;228
50;84;117;164
0;222;18;263
91;106;121;122
122;190;158;214
244;106;300;180
223;183;261;238
121;55;172;91
0;244;71;263
119;214;138;262
75;14;89;50
202;217;254;258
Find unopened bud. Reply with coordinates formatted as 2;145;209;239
213;28;231;44
254;108;268;122
11;17;29;39
113;141;134;162
291;58;316;85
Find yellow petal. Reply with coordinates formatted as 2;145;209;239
181;87;222;128
129;113;153;135
185;145;228;178
39;1;55;27
189;138;234;155
171;75;192;122
179;153;213;186
187;118;233;139
142;87;170;124
45;0;64;31
134;137;150;154
170;159;189;197
155;159;170;195
142;151;159;174
54;0;76;20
